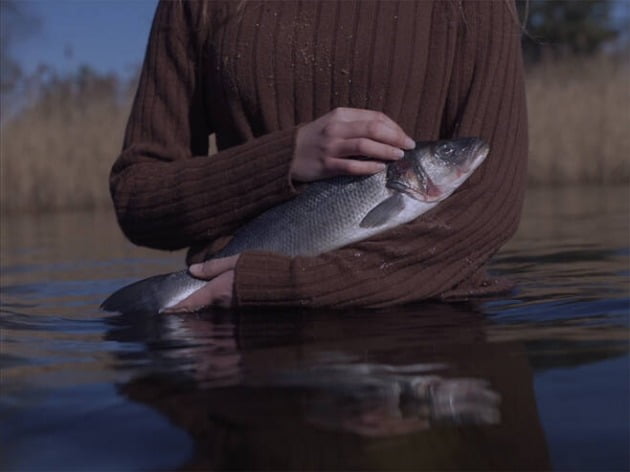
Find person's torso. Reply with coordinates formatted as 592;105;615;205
203;0;462;148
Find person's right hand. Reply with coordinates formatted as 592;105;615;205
291;107;416;182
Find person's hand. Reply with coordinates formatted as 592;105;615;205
163;255;240;313
291;107;416;182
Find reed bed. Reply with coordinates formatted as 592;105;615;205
1;94;130;213
526;55;630;185
1;54;628;213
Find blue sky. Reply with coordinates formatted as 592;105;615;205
11;0;159;79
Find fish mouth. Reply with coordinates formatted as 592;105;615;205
445;140;489;183
458;140;489;175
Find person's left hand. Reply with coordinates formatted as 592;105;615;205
163;255;240;313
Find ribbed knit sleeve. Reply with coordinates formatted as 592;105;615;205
110;0;299;250
233;1;528;307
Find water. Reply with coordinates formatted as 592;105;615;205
1;187;628;471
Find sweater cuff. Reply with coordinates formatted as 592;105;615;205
239;126;301;199
233;252;307;307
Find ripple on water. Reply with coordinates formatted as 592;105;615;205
0;188;628;470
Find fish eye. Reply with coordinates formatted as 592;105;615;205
436;142;455;158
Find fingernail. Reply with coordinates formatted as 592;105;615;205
394;148;405;158
404;137;416;149
189;263;203;276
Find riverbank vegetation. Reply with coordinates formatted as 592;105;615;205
526;55;629;185
1;0;628;213
1;67;132;213
2;54;628;213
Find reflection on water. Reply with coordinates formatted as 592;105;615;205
113;305;549;471
1;187;629;471
246;361;502;436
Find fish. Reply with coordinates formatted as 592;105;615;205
101;137;489;314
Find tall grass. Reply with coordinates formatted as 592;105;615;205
526;55;630;185
0;69;131;213
1;55;628;213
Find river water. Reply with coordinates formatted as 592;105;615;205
1;186;628;471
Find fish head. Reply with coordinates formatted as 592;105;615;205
387;138;489;202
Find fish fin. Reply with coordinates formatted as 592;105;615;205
100;271;189;314
359;193;405;228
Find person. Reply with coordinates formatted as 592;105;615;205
110;0;528;311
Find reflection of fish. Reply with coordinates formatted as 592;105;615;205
251;362;501;437
101;138;489;314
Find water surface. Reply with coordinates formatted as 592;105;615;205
1;187;628;470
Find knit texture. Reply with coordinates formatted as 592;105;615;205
111;0;528;308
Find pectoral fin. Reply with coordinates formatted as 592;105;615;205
359;193;405;228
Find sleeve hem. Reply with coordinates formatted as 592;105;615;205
233;252;306;307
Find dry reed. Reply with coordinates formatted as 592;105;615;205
0;92;129;213
525;55;630;185
0;54;628;214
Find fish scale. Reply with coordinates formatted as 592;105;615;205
101;138;489;314
215;173;396;258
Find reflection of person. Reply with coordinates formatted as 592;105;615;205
117;303;550;470
110;1;528;310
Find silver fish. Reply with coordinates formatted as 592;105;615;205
101;138;489;314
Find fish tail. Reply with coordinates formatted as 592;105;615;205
100;271;189;314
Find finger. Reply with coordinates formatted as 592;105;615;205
324;120;416;151
328;137;406;161
323;157;387;176
165;271;234;312
327;108;415;148
189;254;239;280
164;282;216;313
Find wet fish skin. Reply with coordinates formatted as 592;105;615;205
101;138;489;314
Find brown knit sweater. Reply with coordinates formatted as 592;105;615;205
110;0;528;308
